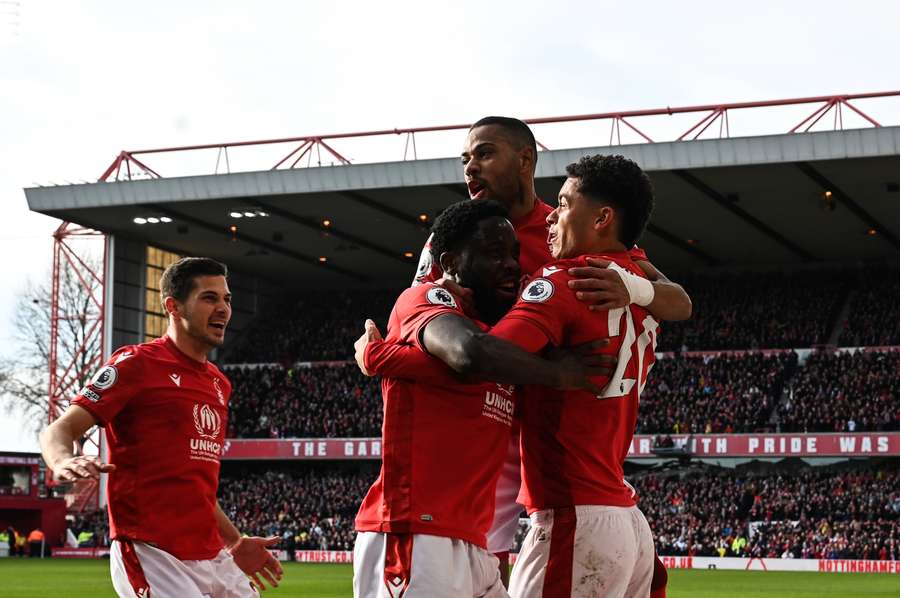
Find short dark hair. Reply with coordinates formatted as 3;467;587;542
565;154;654;248
430;199;509;261
470;116;537;167
159;257;228;309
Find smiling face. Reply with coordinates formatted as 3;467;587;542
450;216;522;324
547;177;616;259
169;275;232;349
461;125;529;207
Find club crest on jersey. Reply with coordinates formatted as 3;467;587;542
193;403;222;439
521;278;554;303
426;286;457;308
90;365;118;390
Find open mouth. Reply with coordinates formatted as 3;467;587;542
467;179;487;199
209;322;226;332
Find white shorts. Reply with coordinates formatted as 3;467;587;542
110;539;258;598
353;531;508;598
509;506;654;598
486;427;524;554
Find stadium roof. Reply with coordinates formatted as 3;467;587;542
25;125;900;288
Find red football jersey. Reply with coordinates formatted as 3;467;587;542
490;253;659;513
71;336;232;560
355;283;517;548
413;198;648;285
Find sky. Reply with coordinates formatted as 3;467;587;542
2;0;900;451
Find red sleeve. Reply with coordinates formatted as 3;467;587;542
364;340;457;383
70;346;143;424
394;284;467;352
490;317;552;353
629;245;648;262
492;274;576;350
411;234;442;287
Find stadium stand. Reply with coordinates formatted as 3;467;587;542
218;463;378;552
224;291;396;364
651;270;850;352
226;364;382;438
223;348;896;439
205;462;900;561
637;352;798;434
836;268;900;348
68;462;900;562
776;350;900;433
634;463;900;560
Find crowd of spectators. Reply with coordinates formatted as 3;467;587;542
221;268;900;362
68;511;109;548
225;364;382;438
638;352;797;434
837;268;900;348
225;291;396;364
655;271;848;352
218;464;378;553
633;465;900;560
775;350;899;433
213;463;898;560
221;348;898;438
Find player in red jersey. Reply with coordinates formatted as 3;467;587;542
353;200;614;598
39;257;283;598
410;116;688;593
485;154;660;597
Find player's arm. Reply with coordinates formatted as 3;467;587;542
39;405;115;482
216;501;284;590
354;319;454;382
567;258;692;321
421;312;609;392
635;259;692;321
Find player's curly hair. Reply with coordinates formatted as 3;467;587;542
159;257;228;309
565;154;654;248
430;199;509;261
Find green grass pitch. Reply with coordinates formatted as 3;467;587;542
0;559;898;597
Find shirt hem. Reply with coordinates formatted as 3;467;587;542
354;519;486;549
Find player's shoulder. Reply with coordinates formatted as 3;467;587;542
397;282;461;311
519;259;580;305
104;342;151;369
528;258;581;283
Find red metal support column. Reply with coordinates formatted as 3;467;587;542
47;222;107;513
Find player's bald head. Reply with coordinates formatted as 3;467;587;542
469;116;537;170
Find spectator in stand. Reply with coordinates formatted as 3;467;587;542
778;350;899;433
5;526;16;557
